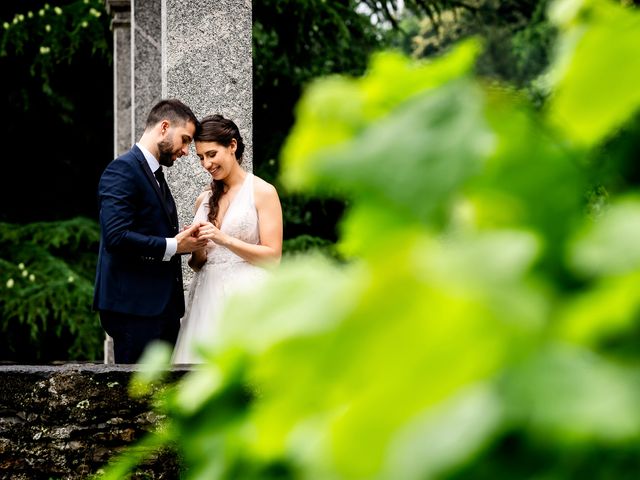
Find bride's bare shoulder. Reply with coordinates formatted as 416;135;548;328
252;175;279;206
252;175;278;196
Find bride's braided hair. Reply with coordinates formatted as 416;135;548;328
195;114;245;227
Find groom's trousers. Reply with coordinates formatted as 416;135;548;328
99;298;181;364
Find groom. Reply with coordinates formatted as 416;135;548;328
94;98;208;364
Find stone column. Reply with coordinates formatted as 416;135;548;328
105;0;133;156
104;0;133;364
162;0;253;286
132;0;162;140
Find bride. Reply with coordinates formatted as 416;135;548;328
172;114;283;364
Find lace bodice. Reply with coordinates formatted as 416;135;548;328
193;173;260;266
173;173;267;364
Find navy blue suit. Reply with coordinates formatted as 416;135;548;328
94;145;184;363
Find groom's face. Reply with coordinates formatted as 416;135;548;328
157;121;196;167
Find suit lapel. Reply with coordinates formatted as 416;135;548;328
132;146;178;228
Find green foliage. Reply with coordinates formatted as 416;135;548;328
395;0;556;100
253;0;386;250
0;0;110;109
282;234;340;261
0;1;113;226
544;0;640;146
0;217;102;361
253;0;382;181
101;0;640;477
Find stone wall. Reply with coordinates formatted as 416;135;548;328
0;364;188;479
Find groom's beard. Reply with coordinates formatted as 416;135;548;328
157;140;175;167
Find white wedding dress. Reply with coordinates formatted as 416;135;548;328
172;173;267;364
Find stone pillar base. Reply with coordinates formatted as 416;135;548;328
104;334;115;364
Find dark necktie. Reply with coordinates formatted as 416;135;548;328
154;167;170;204
154;167;177;225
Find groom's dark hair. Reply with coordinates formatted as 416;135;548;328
145;98;199;131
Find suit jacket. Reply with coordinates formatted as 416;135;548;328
93;145;185;317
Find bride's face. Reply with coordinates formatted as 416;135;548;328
196;138;238;180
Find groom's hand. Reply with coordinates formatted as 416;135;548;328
176;222;208;253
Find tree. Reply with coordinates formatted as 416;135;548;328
0;0;112;223
0;0;112;362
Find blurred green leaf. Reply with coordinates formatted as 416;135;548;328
129;341;173;398
280;40;482;192
309;79;495;225
504;344;640;442
546;0;640;146
569;197;640;277
557;271;640;347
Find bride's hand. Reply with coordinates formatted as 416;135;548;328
198;222;229;246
